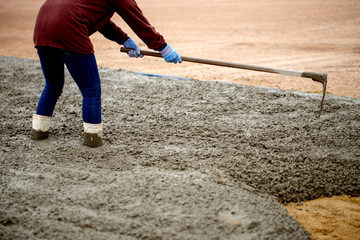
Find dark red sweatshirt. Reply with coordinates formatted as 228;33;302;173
33;0;167;54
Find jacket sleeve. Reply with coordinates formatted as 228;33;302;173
110;0;167;51
98;20;130;45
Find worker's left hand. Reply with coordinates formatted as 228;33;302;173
160;44;182;63
123;38;143;58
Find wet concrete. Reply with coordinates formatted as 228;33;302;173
1;56;359;239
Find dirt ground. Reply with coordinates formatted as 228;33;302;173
0;0;360;239
286;195;360;240
0;0;360;98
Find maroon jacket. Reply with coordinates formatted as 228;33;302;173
33;0;167;54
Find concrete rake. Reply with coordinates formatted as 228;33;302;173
121;47;327;117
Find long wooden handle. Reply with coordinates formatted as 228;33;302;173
120;47;327;117
121;47;326;83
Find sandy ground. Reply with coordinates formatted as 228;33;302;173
0;0;359;98
0;0;360;239
286;195;360;240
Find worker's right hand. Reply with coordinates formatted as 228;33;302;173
160;44;182;63
123;38;143;58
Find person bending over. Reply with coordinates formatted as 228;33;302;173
31;0;182;147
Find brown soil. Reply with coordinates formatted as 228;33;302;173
285;195;360;240
1;0;359;239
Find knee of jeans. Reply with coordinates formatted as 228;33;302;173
81;85;101;99
43;84;63;98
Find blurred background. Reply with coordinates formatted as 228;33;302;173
0;0;359;97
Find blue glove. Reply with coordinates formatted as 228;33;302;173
160;44;182;63
123;38;143;58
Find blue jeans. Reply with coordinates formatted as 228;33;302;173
36;47;101;124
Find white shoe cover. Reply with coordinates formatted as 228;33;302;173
32;114;52;132
83;122;103;137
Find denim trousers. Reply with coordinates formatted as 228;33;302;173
36;47;101;124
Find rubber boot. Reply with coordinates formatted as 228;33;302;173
83;122;103;148
31;114;51;140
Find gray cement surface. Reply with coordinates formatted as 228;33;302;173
1;56;359;239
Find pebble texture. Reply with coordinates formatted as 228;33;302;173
1;56;359;239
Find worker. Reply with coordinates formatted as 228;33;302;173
31;0;182;147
